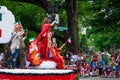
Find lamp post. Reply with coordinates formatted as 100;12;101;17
47;0;59;21
47;0;60;24
47;0;60;42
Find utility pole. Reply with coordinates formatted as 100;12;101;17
47;0;60;42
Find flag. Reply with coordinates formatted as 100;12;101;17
29;37;35;44
76;74;81;80
22;29;28;36
66;37;71;43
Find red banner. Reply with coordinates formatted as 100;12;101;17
0;29;2;38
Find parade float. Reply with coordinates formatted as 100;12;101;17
0;6;15;43
0;6;78;80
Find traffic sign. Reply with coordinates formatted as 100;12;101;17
57;26;68;31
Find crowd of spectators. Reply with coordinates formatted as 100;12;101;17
65;51;120;78
0;49;120;79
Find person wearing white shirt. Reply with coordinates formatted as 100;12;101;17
10;25;22;69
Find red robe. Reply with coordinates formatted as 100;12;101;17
27;45;40;66
49;47;65;69
36;23;51;59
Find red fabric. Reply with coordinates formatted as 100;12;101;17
27;48;40;66
0;73;77;80
84;64;91;69
36;23;51;59
0;29;1;37
49;47;65;69
93;54;98;62
27;45;41;66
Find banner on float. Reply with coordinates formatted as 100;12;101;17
0;6;15;43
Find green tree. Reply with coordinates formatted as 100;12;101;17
78;0;120;52
7;0;80;54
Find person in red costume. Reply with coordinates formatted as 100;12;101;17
49;42;66;69
27;39;41;66
36;17;56;59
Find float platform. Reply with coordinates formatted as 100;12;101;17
0;69;78;80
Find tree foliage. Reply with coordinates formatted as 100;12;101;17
0;0;46;45
88;0;120;52
0;0;120;53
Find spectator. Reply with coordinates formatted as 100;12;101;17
90;61;97;69
102;52;109;68
98;51;102;60
116;54;120;77
64;51;71;66
110;52;117;60
84;63;91;76
92;53;98;63
91;66;98;76
103;65;112;78
98;57;104;77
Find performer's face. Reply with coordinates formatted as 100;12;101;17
55;44;57;48
51;44;55;48
51;42;57;48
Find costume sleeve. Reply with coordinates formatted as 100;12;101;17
36;24;50;45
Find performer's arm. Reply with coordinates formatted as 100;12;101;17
59;43;66;51
50;20;56;26
23;36;27;41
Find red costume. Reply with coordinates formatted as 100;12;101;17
29;20;65;69
49;47;65;69
27;43;41;66
36;23;51;59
